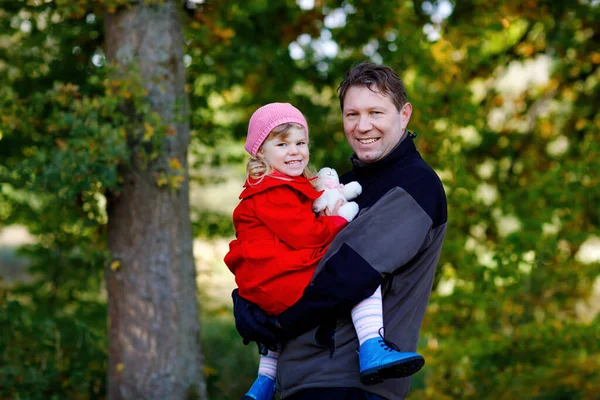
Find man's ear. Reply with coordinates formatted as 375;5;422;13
401;102;413;130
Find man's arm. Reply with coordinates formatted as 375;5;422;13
276;186;434;338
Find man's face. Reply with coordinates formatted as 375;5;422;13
342;86;412;163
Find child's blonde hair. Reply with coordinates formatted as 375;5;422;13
246;122;316;184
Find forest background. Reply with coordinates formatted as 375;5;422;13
0;0;599;399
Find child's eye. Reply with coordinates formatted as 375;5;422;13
297;142;306;146
277;143;286;147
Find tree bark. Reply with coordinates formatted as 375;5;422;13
104;2;206;399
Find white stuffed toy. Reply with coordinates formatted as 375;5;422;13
313;167;362;222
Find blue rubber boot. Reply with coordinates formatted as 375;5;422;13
358;336;425;385
242;375;276;400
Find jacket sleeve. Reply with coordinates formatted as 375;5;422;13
253;186;347;249
276;186;434;338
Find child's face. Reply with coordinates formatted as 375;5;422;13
259;126;309;177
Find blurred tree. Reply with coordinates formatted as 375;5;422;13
1;0;206;399
103;2;206;399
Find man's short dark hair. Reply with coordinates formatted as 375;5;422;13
337;61;408;112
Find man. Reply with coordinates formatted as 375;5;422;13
233;61;447;400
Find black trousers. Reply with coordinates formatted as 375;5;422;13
283;387;386;400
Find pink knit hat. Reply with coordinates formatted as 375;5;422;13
245;103;309;156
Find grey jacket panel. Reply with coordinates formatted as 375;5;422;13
316;187;433;278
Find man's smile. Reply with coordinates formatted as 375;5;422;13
358;138;380;144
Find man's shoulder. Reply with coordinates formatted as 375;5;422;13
403;156;444;190
398;157;447;228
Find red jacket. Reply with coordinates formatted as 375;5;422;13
224;172;347;315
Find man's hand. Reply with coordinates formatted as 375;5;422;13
232;289;283;353
321;199;344;217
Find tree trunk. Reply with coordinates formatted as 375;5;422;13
104;2;206;399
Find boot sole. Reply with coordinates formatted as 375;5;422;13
360;355;425;385
242;389;275;400
242;394;273;400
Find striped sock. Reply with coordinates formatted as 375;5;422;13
257;350;279;380
351;285;384;346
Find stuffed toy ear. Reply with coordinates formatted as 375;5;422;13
317;168;338;182
316;167;332;190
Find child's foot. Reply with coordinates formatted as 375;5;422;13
358;336;425;385
242;375;276;400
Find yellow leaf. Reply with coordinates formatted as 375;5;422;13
516;42;534;57
55;138;67;149
563;88;577;102
223;29;235;39
165;125;176;136
169;157;182;171
110;260;121;271
214;27;235;40
156;174;168;187
547;79;560;91
430;40;453;64
143;122;154;141
204;365;218;376
170;175;185;189
539;120;554;138
116;363;125;373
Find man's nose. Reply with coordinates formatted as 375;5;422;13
357;116;372;132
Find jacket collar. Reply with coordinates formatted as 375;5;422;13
239;171;321;200
350;132;418;177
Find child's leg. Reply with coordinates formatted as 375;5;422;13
244;350;278;400
258;350;279;379
351;286;384;345
352;285;425;386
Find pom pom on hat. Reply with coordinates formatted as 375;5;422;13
245;103;309;156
